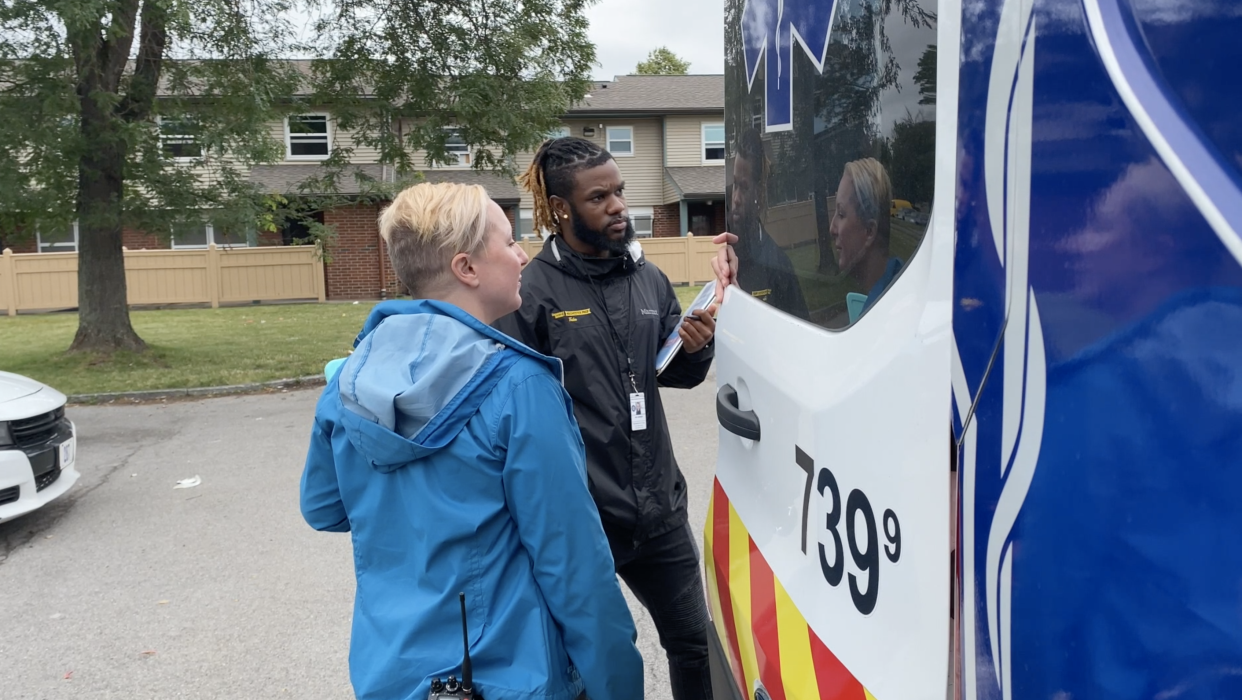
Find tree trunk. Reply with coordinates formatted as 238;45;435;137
69;110;146;354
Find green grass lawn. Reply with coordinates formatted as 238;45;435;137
1;288;708;397
0;303;376;396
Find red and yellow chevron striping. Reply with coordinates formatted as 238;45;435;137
705;478;876;700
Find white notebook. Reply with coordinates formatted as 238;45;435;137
655;281;717;375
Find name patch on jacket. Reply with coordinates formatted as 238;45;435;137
552;308;592;322
751;289;773;300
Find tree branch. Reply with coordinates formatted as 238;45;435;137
100;0;142;92
119;0;168;122
65;7;104;100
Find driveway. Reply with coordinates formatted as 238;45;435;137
0;373;719;698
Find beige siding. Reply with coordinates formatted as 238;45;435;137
663;117;683;204
398;121;436;172
611;119;663;206
269;117;290;158
514;149;536;210
128;166;243;202
335;123;382;163
665;115;719;167
172;158;251;191
663;170;682;206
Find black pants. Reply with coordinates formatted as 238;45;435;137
613;522;713;700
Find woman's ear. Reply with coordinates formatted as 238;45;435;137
864;219;879;249
448;251;480;289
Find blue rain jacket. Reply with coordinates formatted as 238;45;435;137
300;300;643;700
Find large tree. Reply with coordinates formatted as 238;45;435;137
634;47;690;75
0;0;595;353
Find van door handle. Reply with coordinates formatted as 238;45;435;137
716;385;761;441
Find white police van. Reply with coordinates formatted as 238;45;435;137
708;0;1242;698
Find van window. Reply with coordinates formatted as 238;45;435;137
725;0;937;329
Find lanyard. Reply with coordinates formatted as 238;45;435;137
588;273;639;394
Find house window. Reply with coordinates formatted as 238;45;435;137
286;114;331;160
607;126;634;157
159;117;203;160
629;207;654;238
172;218;254;249
547;126;570;140
444;128;471;167
211;217;256;247
37;222;78;253
702;123;725;162
518;208;536;240
519;208;555;240
171;220;209;248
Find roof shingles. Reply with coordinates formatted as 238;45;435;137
665;166;725;199
249;164;386;195
415;170;521;203
574;75;723;114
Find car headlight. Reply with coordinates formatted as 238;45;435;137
0;422;12;447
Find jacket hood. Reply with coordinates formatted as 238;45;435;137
336;300;561;473
534;235;645;283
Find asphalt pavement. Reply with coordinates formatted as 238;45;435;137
0;371;719;699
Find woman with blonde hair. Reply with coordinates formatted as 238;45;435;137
830;157;903;312
713;157;905;321
301;182;643;700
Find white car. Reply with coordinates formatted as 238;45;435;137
0;371;79;523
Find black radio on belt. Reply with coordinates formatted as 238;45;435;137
427;593;483;700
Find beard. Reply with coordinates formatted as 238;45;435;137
569;203;635;257
729;205;762;257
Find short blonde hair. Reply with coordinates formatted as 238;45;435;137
378;182;491;296
843;158;892;247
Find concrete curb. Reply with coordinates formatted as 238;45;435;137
68;375;326;405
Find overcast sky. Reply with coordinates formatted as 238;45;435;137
585;0;725;79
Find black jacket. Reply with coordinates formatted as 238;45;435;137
735;224;810;320
495;236;714;550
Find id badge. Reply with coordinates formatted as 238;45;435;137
630;392;648;432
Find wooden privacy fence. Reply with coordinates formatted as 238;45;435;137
517;236;720;285
0;245;325;316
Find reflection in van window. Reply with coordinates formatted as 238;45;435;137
834;158;902;316
728;127;811;319
724;0;937;329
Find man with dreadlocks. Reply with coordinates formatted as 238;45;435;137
716;126;808;319
496;136;715;700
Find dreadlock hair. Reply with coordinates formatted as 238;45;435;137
518;136;613;237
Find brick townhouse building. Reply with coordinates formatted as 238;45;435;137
4;74;726;301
